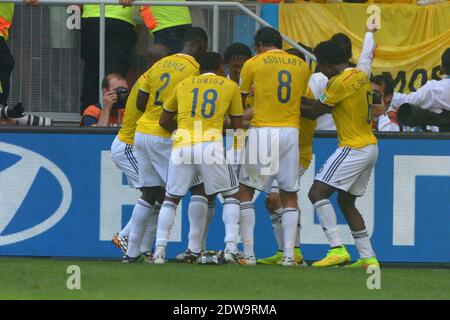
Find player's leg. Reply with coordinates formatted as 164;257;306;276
186;183;209;258
337;191;378;268
110;138;141;253
307;180;349;266
154;146;197;264
276;127;301;266
202;197;216;250
340;144;379;268
237;183;256;264
123;133;167;262
139;200;162;262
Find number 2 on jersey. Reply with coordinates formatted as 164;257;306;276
191;88;217;119
154;73;170;106
277;70;292;103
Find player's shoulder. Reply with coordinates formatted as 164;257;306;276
326;68;362;89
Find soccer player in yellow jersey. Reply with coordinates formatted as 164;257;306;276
122;27;208;262
301;40;379;269
238;28;310;266
153;52;244;264
258;47;315;266
110;44;170;260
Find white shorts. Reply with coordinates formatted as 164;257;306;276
110;136;140;188
239;127;300;193
166;142;239;197
315;144;378;196
267;164;307;194
134;132;172;188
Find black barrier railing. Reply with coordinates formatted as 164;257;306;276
1;125;450;140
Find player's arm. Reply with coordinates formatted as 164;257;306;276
357;23;377;77
301;97;332;120
239;60;253;112
159;87;178;133
228;84;245;129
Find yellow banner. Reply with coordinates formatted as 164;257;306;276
279;3;450;92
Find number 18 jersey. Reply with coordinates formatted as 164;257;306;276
239;49;310;128
136;53;199;138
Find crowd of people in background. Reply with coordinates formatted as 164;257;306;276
0;1;449;131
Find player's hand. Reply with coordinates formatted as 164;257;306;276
119;0;134;7
366;20;378;33
104;91;118;109
24;0;39;6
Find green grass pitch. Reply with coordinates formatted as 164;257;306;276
0;257;449;300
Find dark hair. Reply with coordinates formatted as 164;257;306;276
314;40;347;65
254;27;282;49
183;27;208;44
331;33;352;61
442;47;450;75
224;43;252;64
101;73;126;90
285;43;312;62
371;74;394;97
199;52;224;73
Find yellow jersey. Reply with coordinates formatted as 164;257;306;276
299;87;317;169
117;74;146;145
239;49;309;128
136;53;199;138
164;73;243;149
319;68;377;149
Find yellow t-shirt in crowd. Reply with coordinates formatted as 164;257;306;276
164;73;243;149
136;53;199;138
319;68;377;149
117;74;146;145
239;49;309;128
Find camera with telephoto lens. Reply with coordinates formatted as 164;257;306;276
398;103;450;132
113;87;129;109
1;102;52;126
372;91;382;105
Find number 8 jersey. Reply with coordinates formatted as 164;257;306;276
136;53;200;138
239;49;310;128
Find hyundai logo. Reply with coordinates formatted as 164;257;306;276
0;142;72;245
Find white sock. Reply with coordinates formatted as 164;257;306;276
352;229;376;259
139;203;160;253
314;199;344;248
239;201;255;257
222;198;240;253
281;207;299;259
155;200;178;248
202;200;216;251
270;208;284;251
126;199;154;258
118;219;131;238
187;195;208;254
295;209;301;248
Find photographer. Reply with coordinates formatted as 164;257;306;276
371;75;400;132
390;48;450;131
81;73;129;127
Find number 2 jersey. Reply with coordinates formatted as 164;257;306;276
164;73;243;149
319;68;377;149
239;49;310;129
136;53;200;138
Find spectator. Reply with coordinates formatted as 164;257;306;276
0;2;15;106
140;0;192;53
371;74;400;131
80;1;138;112
390;48;450;114
81;73;128;127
